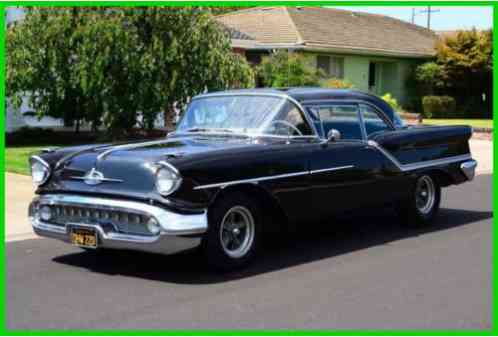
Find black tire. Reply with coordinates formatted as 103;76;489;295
396;174;441;227
202;192;262;271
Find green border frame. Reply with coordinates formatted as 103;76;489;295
0;2;494;335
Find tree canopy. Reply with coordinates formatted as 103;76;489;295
257;50;322;88
414;29;492;117
6;7;255;136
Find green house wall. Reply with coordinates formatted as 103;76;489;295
307;52;424;107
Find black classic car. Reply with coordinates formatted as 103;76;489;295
29;88;477;270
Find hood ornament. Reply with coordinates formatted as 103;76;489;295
71;168;123;185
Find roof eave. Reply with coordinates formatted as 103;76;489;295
302;44;435;58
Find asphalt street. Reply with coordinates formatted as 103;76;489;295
7;174;492;330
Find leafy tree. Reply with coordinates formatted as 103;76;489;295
412;29;492;117
6;7;255;137
208;7;254;15
415;62;444;95
257;50;322;88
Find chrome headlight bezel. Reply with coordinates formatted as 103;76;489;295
155;161;182;196
29;156;51;187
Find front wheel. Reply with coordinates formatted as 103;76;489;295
202;193;261;271
396;174;441;227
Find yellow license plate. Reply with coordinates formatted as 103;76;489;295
70;228;97;248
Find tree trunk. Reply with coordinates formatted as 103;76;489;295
163;104;176;132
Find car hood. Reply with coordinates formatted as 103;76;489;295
41;135;273;201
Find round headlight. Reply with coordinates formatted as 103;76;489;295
155;164;182;196
30;157;51;186
146;217;161;235
40;205;52;222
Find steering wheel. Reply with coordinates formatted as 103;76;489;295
269;120;303;136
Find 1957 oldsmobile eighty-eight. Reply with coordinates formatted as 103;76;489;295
29;88;477;270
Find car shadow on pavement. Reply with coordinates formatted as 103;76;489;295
53;207;492;284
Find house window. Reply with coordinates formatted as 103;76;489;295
317;55;344;79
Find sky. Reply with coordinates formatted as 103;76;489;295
331;6;493;31
7;6;493;31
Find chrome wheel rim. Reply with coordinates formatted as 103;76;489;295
219;206;255;258
415;176;436;215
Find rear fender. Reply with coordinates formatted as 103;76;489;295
371;125;472;165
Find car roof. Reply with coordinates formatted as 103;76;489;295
195;87;396;124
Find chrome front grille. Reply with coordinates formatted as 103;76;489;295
42;204;153;236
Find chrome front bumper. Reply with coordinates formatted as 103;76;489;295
29;194;207;255
461;160;478;181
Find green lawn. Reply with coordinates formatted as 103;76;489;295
6;146;54;175
422;119;493;129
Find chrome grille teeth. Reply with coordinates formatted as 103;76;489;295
44;204;151;235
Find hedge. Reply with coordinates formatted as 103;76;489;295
422;96;456;118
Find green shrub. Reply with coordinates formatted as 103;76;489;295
422;96;456;118
320;78;354;89
381;93;400;111
257;50;321;87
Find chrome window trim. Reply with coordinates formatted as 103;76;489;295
193;165;355;190
191;92;320;138
358;102;396;132
301;99;396;135
356;103;368;141
367;140;473;172
304;102;366;141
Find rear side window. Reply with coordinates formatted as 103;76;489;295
314;105;363;140
359;104;390;136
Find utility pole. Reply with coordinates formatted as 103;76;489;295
411;8;416;24
419;6;440;30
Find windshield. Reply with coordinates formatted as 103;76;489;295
176;95;315;137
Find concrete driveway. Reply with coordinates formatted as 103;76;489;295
5;139;493;242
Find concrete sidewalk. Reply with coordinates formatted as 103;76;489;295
5;173;35;242
4;139;493;242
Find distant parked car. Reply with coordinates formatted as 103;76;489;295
29;88;477;270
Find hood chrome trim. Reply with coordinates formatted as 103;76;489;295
55;144;113;170
96;137;189;161
70;168;123;185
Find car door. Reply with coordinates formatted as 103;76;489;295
304;102;396;218
259;100;319;224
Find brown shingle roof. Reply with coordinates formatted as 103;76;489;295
218;7;437;58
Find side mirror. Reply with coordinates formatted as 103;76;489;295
326;129;341;142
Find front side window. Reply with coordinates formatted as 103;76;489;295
263;101;313;136
313;104;363;140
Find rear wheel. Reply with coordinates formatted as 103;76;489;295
396;174;441;226
202;193;261;271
